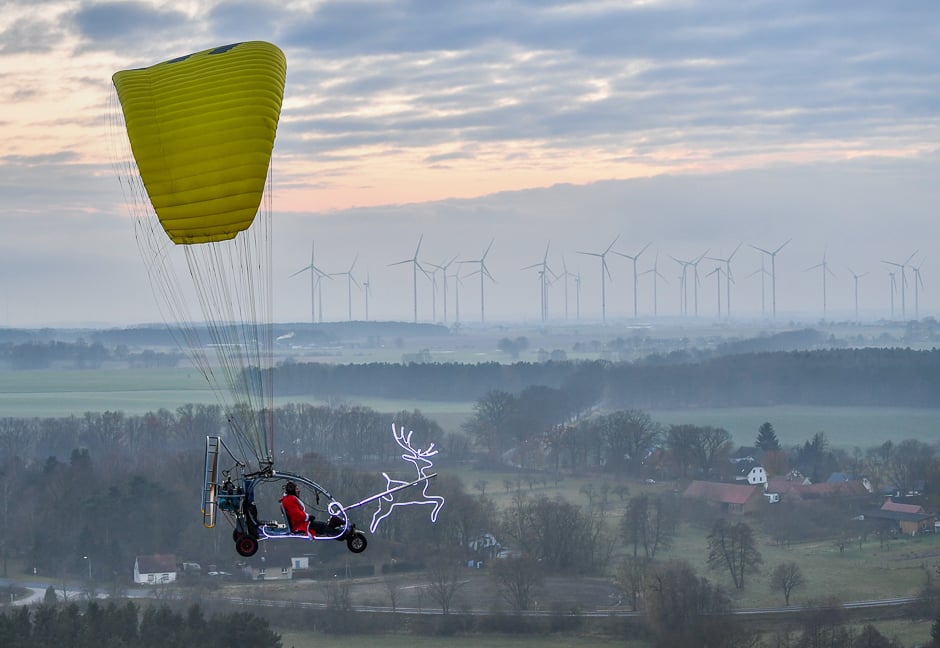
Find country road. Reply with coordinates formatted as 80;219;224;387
1;575;922;620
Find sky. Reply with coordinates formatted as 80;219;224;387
1;0;939;328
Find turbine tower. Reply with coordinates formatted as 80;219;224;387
362;273;372;321
911;260;925;320
522;243;557;322
559;256;574;320
706;266;723;318
289;240;330;323
639;253;668;317
574;271;582;320
428;255;458;324
459;239;495;323
746;258;770;317
614;241;650;319
847;267;868;322
750;239;790;320
805;250;836;321
690;250;709;317
389;235;430;323
706;243;741;319
882;251;917;320
331;254;360;321
888;271;897;319
670;255;692;316
577;235;620;322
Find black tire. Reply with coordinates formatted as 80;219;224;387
233;529;241;542
347;531;367;554
235;535;259;557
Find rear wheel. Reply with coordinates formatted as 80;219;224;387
347;531;367;554
235;535;259;557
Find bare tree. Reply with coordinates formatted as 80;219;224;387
491;554;543;612
615;555;650;611
707;518;763;589
383;576;400;612
769;561;806;606
888;439;934;495
643;559;748;647
462;390;515;458
426;556;465;615
623;493;679;559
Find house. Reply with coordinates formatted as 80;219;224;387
683;480;765;514
867;499;937;536
469;532;501;560
733;461;767;486
864;500;935;536
243;543;295;581
134;554;177;585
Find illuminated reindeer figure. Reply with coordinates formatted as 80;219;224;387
370;424;445;533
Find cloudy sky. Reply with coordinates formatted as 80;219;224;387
2;0;939;328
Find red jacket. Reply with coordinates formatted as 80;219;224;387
280;494;312;535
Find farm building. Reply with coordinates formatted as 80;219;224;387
133;554;177;585
682;480;765;514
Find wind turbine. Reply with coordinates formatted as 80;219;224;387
362;273;372;321
911;260;925;320
289;240;330;323
389;235;430;323
750;239;790;319
706;266;723;318
805;250;836;321
746;257;770;317
888;271;897;319
459;239;495;323
670;250;708;317
577;235;620;322
706;243;741;319
614;241;650;319
670;255;692;316
882;251;917;320
846;267;868;322
639;253;668;317
522;243;557;322
689;251;709;317
449;270;466;324
573;271;582;320
331;254;360;321
558;256;574;320
428;255;458;324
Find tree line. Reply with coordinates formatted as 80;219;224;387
272;347;940;407
0;601;280;648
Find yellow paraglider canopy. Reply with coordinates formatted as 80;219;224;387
112;41;286;244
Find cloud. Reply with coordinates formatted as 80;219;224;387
70;1;191;50
0;17;63;55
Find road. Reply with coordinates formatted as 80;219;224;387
0;575;921;619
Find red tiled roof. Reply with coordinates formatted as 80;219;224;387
683;480;759;505
798;481;869;499
767;477;869;500
881;499;924;514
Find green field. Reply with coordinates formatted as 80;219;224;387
650;405;940;449
1;368;938;453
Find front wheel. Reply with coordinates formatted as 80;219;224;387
235;535;259;557
347;531;367;554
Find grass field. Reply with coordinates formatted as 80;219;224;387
650;405;940;449
2;367;937;453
